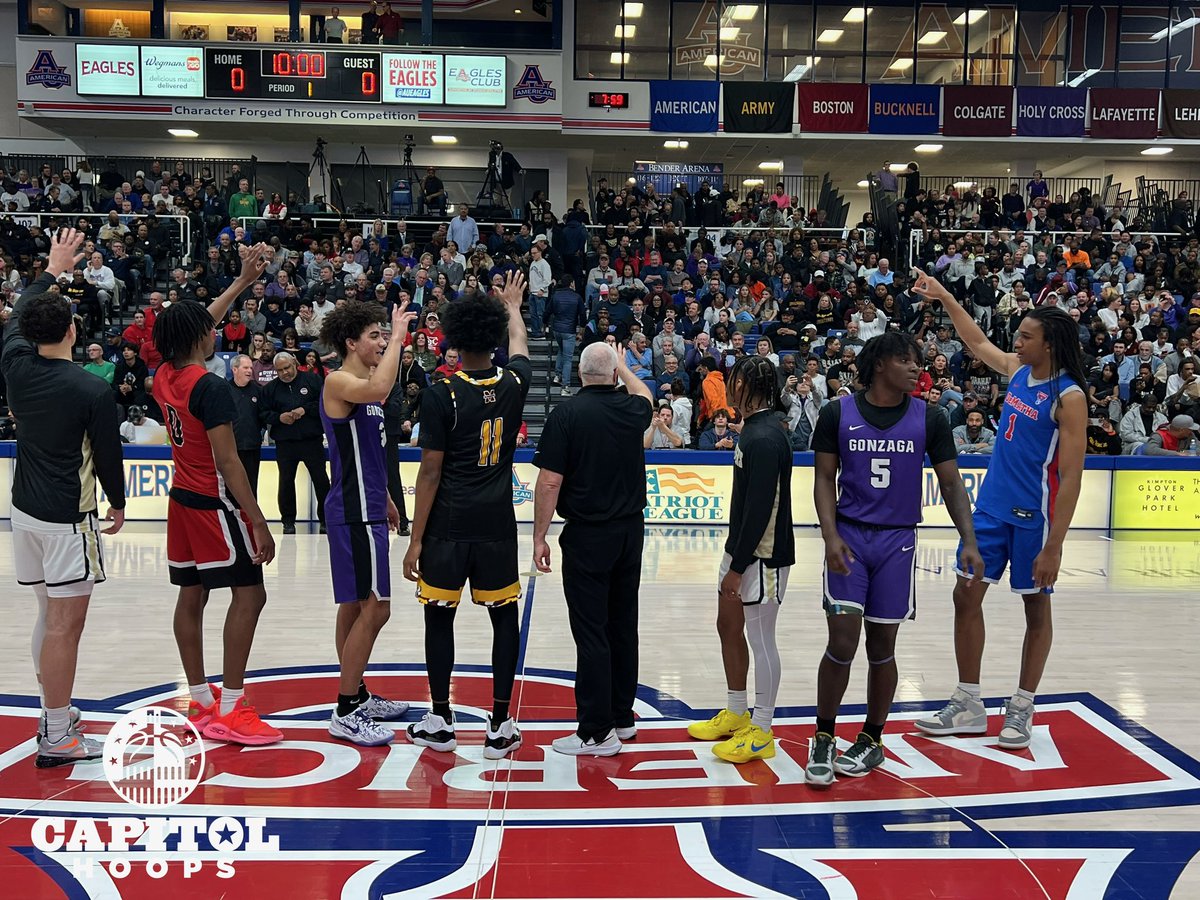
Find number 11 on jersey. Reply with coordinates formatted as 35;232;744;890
478;417;504;467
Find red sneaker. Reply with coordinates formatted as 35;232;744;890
187;685;222;730
202;697;283;746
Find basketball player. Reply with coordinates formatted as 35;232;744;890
910;272;1088;750
320;301;417;746
804;332;982;787
402;271;530;760
687;355;794;764
3;228;125;768
155;242;282;746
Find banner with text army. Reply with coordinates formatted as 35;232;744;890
721;82;794;133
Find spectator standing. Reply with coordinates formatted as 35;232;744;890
260;352;331;533
228;179;258;224
877;161;898;202
548;276;587;395
447;204;479;253
376;2;403;45
527;243;552;337
229;354;263;494
325;6;348;42
361;0;381;42
532;343;654;755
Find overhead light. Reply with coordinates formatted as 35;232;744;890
730;5;758;20
783;56;820;80
664;139;689;149
954;181;977;189
703;53;721;67
615;24;636;37
622;1;643;17
888;58;914;71
1063;67;1099;87
758;161;784;171
742;178;765;186
168;128;198;138
719;26;740;40
431;135;457;144
633;160;655;166
843;7;872;23
888;163;909;172
1142;146;1174;156
514;7;522;13
1151;16;1200;41
952;9;987;25
918;30;947;45
856;179;869;188
610;52;630;64
915;143;943;152
817;28;844;43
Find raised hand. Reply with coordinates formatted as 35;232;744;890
498;270;527;312
47;228;86;277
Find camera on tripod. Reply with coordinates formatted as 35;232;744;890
490;140;503;152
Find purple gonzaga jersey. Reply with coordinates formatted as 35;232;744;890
320;394;389;525
836;394;928;527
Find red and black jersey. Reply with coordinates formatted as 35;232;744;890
155;362;238;509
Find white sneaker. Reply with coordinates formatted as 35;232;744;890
552;729;622;757
560;387;573;397
329;709;394;746
914;688;988;736
406;712;457;752
483;717;523;760
998;695;1035;750
358;694;410;721
615;725;637;741
37;706;83;742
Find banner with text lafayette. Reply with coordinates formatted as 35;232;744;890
721;82;794;133
868;84;939;134
1089;88;1160;139
649;80;719;132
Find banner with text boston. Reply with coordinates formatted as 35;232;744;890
942;85;1013;136
1161;89;1200;139
868;84;939;134
796;83;868;133
650;80;719;133
722;82;794;133
1089;88;1160;139
1015;86;1086;137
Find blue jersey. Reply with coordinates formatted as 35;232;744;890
320;393;389;526
975;366;1081;530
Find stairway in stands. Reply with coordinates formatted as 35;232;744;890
519;333;568;444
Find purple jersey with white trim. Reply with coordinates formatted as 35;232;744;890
836;393;927;527
321;394;388;525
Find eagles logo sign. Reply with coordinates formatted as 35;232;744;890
1;664;1199;898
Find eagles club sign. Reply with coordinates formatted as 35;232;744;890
3;665;1199;897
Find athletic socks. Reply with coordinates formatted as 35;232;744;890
358;681;370;703
816;717;836;737
189;683;216;708
958;681;982;700
220;687;244;716
745;602;781;733
44;705;70;742
432;700;452;721
492;698;510;727
727;690;748;716
862;721;885;744
751;706;774;731
337;693;363;717
1015;688;1035;705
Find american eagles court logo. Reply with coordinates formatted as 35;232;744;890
25;49;70;89
3;665;1199;897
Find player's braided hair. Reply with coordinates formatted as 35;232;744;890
728;354;785;414
1027;305;1089;391
153;301;215;362
856;331;921;389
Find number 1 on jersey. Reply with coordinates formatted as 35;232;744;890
1004;413;1017;441
478;417;504;467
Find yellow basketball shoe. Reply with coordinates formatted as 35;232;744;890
686;708;751;741
713;724;776;763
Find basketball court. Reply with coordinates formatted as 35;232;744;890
1;525;1198;898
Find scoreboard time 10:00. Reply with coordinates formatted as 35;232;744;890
206;48;380;102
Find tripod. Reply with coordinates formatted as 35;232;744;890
351;145;375;215
309;138;331;210
399;140;422;215
477;149;510;212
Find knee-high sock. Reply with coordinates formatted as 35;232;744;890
745;602;781;731
488;603;520;711
424;604;458;708
32;584;49;698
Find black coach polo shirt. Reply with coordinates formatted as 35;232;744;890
533;385;653;523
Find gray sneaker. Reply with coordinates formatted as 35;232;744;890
36;706;83;742
835;733;886;777
804;733;837;787
914;689;988;736
998;696;1035;750
35;726;103;769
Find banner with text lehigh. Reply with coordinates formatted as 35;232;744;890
1161;89;1200;139
868;84;939;134
649;80;719;132
942;85;1014;136
796;83;868;133
1089;88;1160;139
1015;87;1087;137
721;82;794;133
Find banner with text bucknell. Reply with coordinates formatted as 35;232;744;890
942;86;1013;136
796;83;868;133
649;80;719;132
1089;88;1160;139
1015;87;1086;137
722;82;794;133
868;84;939;134
1162;89;1200;139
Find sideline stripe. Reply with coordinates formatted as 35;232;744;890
514;571;537;676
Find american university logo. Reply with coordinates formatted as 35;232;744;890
512;64;556;104
4;665;1200;897
25;49;70;89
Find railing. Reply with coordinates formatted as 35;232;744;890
591;171;825;218
9;211;191;262
910;174;1111;204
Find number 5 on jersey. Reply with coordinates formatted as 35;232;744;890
870;457;890;488
479;417;504;467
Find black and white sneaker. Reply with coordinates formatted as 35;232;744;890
483;717;522;760
406;711;456;752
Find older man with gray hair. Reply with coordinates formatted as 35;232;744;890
260;351;330;532
229;353;264;493
532;343;654;757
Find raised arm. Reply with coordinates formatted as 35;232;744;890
496;270;529;361
206;242;272;325
911;270;1019;377
325;308;417;406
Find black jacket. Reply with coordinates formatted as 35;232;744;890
230;379;263;450
260;371;323;443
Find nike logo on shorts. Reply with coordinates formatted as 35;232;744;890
902;545;914;552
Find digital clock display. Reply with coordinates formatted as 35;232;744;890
263;50;327;78
589;91;630;108
205;48;381;102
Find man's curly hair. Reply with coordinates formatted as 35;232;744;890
319;302;387;359
441;292;508;355
18;292;73;345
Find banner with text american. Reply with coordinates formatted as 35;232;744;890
649;80;719;133
868;84;939;134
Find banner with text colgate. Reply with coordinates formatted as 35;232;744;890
1089;88;1160;139
796;83;868;133
1015;87;1086;137
942;86;1013;136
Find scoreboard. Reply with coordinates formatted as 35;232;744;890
72;43;506;107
